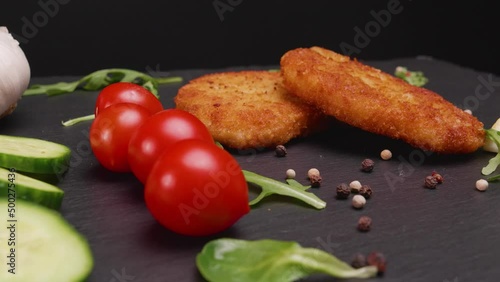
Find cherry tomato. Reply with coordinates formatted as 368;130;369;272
90;103;152;172
95;82;163;116
144;139;249;236
128;109;213;184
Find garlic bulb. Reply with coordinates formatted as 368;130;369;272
0;26;31;118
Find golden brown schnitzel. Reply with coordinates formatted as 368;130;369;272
280;46;485;154
174;70;325;149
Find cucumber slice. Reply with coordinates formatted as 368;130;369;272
0;135;71;175
0;199;93;282
0;167;64;209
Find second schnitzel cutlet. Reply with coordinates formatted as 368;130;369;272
174;71;325;149
280;46;485;154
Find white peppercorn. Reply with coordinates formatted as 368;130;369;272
352;195;366;209
380;149;392;160
285;169;296;179
349;180;362;193
476;179;488;191
307;168;320;179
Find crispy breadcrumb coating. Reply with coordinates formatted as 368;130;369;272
280;46;485;154
174;71;325;149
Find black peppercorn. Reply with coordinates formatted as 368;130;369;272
361;159;375;172
309;174;322;187
275;145;287;157
424;175;438;189
336;183;350;199
367;252;386;274
432;171;444;183
351;253;367;269
359;185;372;199
357;216;372;232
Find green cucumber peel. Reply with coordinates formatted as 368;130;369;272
23;68;183;97
196;238;378;282
482;129;500;176
243;170;326;209
0;135;71;175
0;199;93;281
0;167;64;209
394;66;429;87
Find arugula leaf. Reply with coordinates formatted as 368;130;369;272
243;170;326;209
23;68;182;97
394;66;429;87
24;68;183;126
61;114;95;126
482;129;500;175
487;174;500;182
196;238;378;282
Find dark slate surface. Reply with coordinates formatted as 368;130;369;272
1;57;499;282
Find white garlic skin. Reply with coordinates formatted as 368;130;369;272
0;26;31;118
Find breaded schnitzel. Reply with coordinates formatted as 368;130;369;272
280;46;485;154
174;71;325;149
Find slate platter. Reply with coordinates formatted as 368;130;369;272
1;57;499;282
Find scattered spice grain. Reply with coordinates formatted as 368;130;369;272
359;185;373;199
336;183;350;199
357;216;372;232
361;159;375;172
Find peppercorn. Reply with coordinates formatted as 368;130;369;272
285;169;296;179
357;216;372;232
367;252;386;274
275;145;287;157
361;158;375;172
349;180;362;193
307;168;320;179
309;174;322;188
336;183;350;199
431;171;444;183
380;149;392;160
476;179;488;191
352;195;366;209
424;175;438;189
359;185;373;199
351;253;367;269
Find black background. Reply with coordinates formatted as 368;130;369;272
1;0;499;77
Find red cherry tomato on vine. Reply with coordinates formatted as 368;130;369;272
144;139;249;236
128;109;213;184
95;82;163;116
90;103;152;172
